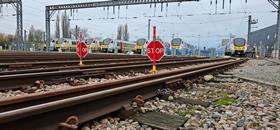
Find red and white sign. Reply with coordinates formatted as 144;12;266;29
146;40;165;61
76;41;88;58
76;32;88;58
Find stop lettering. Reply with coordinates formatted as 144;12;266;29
146;41;165;61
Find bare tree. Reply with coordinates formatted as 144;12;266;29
55;14;60;39
117;24;129;41
123;24;129;41
61;11;70;38
117;25;123;40
28;25;44;43
34;29;44;43
0;33;14;45
70;25;89;39
28;25;35;42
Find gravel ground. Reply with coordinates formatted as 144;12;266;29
0;62;217;100
0;72;146;100
0;64;184;100
230;59;280;86
82;74;279;130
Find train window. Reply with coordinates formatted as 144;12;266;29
72;41;77;45
233;38;246;46
137;39;146;45
103;38;112;45
171;38;182;46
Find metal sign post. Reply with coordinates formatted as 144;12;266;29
146;26;165;73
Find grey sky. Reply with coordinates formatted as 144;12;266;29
0;0;277;48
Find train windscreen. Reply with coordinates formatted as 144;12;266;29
171;38;182;46
85;39;94;44
71;41;77;45
233;38;246;46
102;38;112;45
137;39;146;45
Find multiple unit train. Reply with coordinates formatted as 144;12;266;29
135;38;148;53
46;37;248;57
225;37;247;56
171;38;195;55
45;37;196;56
46;38;137;53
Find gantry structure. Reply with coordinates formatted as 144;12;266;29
45;0;199;51
0;0;23;50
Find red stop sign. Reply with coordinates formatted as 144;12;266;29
146;41;165;61
76;41;88;58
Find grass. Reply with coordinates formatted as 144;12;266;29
175;108;196;117
214;94;239;106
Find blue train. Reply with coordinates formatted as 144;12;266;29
171;38;194;56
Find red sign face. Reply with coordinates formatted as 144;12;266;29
146;41;165;61
76;41;88;58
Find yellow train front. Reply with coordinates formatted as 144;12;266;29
225;38;247;57
100;38;112;52
135;38;147;54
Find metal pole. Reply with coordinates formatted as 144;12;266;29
46;7;51;52
148;19;151;41
75;25;78;40
247;15;252;47
16;0;23;51
276;1;280;59
198;35;201;56
24;30;27;42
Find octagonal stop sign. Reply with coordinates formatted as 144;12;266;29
146;41;165;61
76;41;88;58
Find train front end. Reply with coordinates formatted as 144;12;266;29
233;38;247;56
136;38;147;54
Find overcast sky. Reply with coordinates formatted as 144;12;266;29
0;0;277;48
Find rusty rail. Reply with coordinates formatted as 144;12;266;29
0;59;247;130
0;51;205;62
0;58;230;90
0;57;206;71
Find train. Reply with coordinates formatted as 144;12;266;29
135;38;147;54
100;38;136;53
225;37;247;57
45;38;77;52
171;38;194;56
43;37;197;56
45;38;136;54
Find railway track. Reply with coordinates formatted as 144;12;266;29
0;58;247;130
0;58;230;90
0;51;145;62
0;51;203;63
0;57;206;70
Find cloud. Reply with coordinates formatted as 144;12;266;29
0;0;277;48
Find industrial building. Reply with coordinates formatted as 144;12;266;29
249;24;278;57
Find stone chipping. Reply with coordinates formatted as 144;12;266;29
82;60;279;130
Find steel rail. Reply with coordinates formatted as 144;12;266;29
0;59;246;130
0;58;230;90
0;52;146;62
0;57;205;70
0;59;237;112
0;57;207;75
